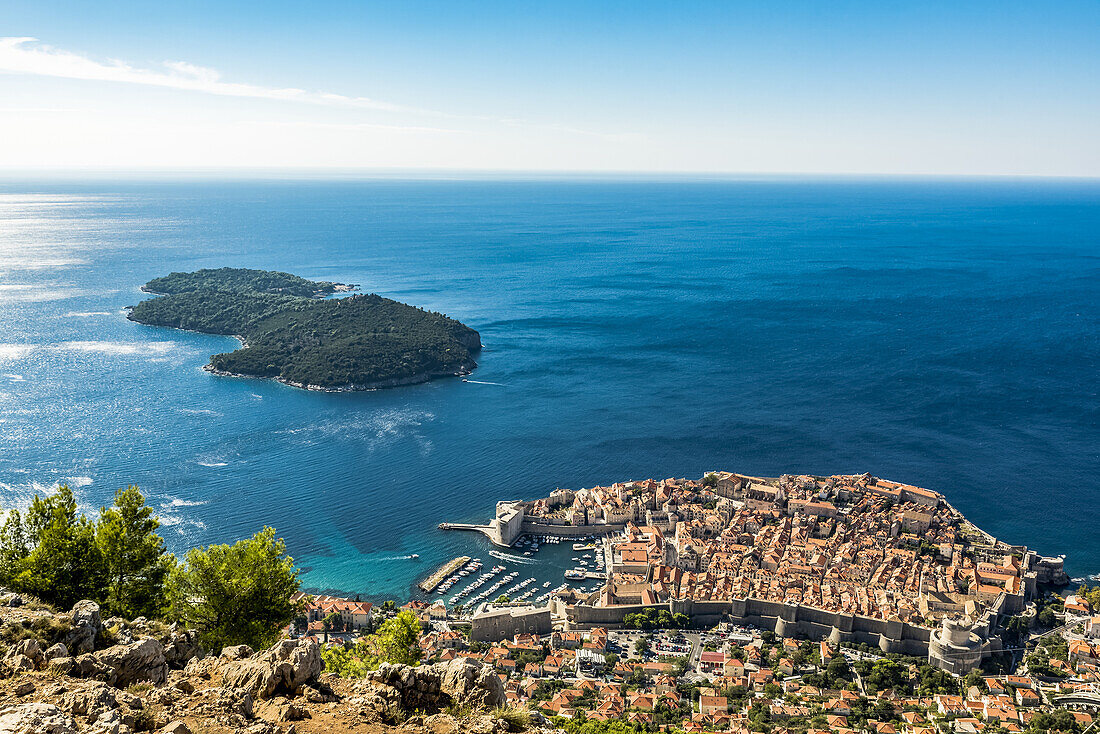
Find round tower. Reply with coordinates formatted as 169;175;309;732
928;617;983;674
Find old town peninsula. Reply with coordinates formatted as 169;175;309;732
442;471;1070;674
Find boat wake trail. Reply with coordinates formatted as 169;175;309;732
463;380;506;386
489;550;537;564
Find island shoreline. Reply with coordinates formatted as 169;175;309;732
127;268;481;392
127;317;479;392
202;358;477;392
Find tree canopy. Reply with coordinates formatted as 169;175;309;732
143;267;346;299
321;610;423;676
167;526;302;651
0;484;173;617
622;607;689;630
0;484;106;610
1;482;302;655
97;486;172;619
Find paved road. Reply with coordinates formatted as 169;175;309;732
685;632;702;668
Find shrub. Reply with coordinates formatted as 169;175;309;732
321;610;423;677
493;705;535;731
0;616;72;648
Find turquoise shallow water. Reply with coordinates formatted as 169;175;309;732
0;177;1097;601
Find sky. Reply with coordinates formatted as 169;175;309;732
0;1;1098;176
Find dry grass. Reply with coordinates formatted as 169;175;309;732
22;597;55;612
492;705;535;731
130;702;165;732
0;616;71;648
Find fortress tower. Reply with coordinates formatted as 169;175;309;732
928;617;985;674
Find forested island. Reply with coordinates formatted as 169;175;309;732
127;267;481;390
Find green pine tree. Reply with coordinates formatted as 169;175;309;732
166;526;301;651
96;486;173;618
0;484;106;609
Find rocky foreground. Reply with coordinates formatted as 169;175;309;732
0;595;554;734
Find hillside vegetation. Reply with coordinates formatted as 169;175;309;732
0;483;301;652
0;481;531;734
128;268;481;389
142;267;346;298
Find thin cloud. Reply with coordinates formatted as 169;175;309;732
0;107;81;113
0;37;638;142
0;37;412;113
244;120;468;135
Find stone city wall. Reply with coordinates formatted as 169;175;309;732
567;596;933;656
520;520;626;537
470;606;553;642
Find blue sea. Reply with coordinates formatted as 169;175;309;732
0;177;1097;601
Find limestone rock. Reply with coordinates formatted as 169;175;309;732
58;683;118;721
220;644;254;661
142;687;176;708
84;708;122;734
64;600;101;655
182;655;219;680
423;713;464;734
436;657;506;710
103;617;127;632
48;657;75;676
168;671;195;694
163;629;203;668
114;690;143;710
0;703;79;734
9;639;44;670
45;643;69;661
243;723;282;734
301;683;333;704
222;639;321;700
158;722;191;734
4;654;34;674
1;640;38;675
361;658;504;720
92;638;168;687
468;714;511;734
351;684;402;723
215;687;254;719
72;599;102;629
257;700;311;722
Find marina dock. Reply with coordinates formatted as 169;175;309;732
437;522;507;546
418;555;471;593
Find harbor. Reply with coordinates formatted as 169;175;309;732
417;532;612;613
417;555;471;593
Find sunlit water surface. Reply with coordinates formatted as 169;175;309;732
0;178;1097;600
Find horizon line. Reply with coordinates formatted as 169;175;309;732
0;166;1098;183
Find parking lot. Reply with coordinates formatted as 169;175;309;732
607;629;700;664
602;620;767;676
